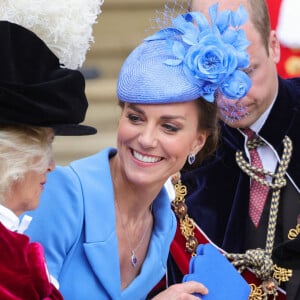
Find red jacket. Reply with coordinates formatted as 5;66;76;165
0;223;63;300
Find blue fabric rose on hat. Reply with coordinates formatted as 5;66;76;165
145;3;251;102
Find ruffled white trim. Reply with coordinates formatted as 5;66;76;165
277;0;300;49
0;0;104;69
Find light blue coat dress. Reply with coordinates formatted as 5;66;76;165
25;148;176;300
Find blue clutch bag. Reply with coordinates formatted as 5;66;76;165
183;243;251;299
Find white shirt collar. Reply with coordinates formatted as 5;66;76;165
238;91;277;137
0;204;32;233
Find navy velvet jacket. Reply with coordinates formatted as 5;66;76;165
181;76;300;253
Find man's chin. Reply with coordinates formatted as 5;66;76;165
220;114;250;129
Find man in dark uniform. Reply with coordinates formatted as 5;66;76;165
168;0;300;299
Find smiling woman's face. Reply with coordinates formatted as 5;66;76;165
114;101;207;187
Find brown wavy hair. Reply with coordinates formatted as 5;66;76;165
182;97;219;171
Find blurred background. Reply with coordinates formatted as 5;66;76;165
53;0;165;165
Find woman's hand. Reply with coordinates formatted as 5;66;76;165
152;281;208;300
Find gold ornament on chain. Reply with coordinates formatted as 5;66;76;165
249;283;265;300
171;173;198;255
288;224;300;240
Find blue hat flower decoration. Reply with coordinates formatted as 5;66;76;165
117;4;251;104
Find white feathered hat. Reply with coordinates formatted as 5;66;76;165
0;0;104;69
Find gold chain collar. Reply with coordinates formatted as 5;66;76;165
171;173;198;255
171;135;298;299
228;135;293;298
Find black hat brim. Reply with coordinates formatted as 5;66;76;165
53;124;97;136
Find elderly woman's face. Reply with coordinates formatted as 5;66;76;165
115;101;207;187
3;128;55;216
5;157;55;216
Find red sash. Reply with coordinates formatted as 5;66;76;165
170;222;286;299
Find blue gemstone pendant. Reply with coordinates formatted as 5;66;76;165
131;251;138;267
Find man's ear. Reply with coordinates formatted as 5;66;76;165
269;30;281;64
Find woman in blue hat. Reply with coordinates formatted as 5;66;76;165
26;3;251;299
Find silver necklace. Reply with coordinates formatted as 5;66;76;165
115;199;152;267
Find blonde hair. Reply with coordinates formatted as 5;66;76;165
0;125;54;202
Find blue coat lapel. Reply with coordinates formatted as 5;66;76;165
71;148;176;299
71;149;121;298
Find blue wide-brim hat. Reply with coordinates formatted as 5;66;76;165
117;7;252;105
